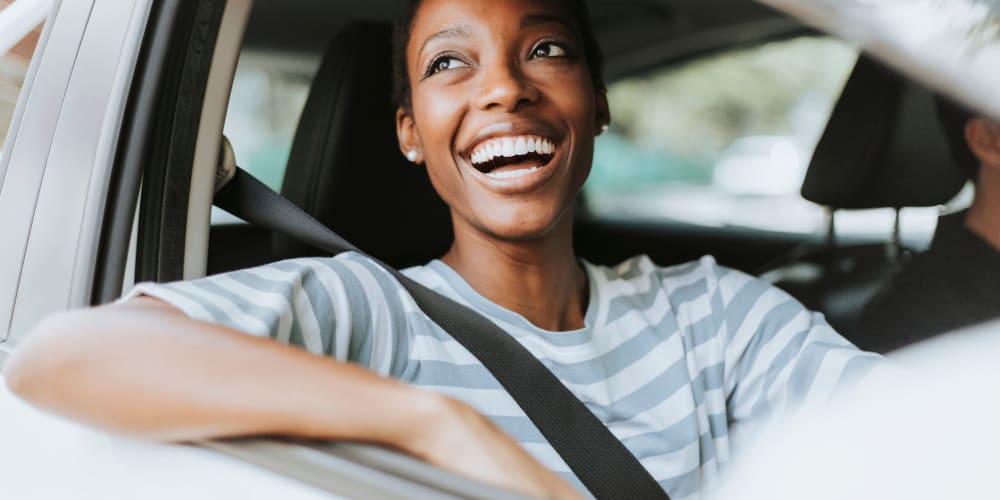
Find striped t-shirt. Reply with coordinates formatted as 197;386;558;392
127;251;882;499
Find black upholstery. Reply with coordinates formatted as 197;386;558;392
765;56;969;342
801;56;966;209
276;22;453;268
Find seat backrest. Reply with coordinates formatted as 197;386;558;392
276;22;453;269
800;56;966;209
764;55;968;342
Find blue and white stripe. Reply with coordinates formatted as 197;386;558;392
127;251;882;499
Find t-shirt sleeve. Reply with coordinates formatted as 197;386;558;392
120;252;413;377
705;258;884;422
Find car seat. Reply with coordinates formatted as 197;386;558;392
274;21;453;269
760;55;968;347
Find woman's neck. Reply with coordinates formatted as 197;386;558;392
965;173;1000;252
442;217;588;332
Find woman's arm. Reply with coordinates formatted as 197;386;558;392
3;297;581;499
4;297;431;443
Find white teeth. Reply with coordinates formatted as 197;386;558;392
469;135;556;165
514;137;528;155
501;138;515;157
486;166;540;179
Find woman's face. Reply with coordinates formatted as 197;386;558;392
397;0;609;242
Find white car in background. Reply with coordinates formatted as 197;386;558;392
713;135;806;196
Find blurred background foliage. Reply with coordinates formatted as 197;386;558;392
587;36;856;194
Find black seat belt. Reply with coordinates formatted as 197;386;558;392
214;166;670;500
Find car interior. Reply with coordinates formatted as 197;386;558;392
1;0;993;498
760;55;968;342
200;0;976;356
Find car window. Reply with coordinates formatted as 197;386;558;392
213;51;317;224
585;36;945;246
223;52;316;191
0;0;47;153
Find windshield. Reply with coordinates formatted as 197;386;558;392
760;0;1000;120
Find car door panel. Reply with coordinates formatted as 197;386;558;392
12;0;151;342
0;0;91;341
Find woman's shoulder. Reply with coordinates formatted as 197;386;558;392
591;254;770;312
594;254;732;286
276;251;400;282
125;251;407;311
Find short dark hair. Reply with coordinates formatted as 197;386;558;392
391;0;605;111
935;95;980;181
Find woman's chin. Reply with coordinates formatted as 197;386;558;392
472;207;571;243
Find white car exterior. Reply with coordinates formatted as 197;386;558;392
0;382;332;499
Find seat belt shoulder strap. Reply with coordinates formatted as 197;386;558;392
213;168;670;500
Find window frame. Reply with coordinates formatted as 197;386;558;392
0;0;157;344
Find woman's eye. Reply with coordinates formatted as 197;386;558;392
426;55;468;76
532;42;568;59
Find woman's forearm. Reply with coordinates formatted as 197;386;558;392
4;297;584;499
2;297;440;450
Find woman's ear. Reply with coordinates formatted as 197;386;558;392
396;107;423;164
595;89;611;135
966;118;1000;170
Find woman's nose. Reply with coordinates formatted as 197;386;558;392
474;60;539;112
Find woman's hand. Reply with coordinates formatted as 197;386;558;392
402;394;583;499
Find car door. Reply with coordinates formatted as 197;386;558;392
0;0;154;347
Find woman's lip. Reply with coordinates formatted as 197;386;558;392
460;145;561;194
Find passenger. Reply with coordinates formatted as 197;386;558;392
856;98;1000;353
3;0;883;498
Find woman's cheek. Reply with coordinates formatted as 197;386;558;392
418;89;465;157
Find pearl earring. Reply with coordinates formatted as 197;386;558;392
406;150;418;162
600;124;610;133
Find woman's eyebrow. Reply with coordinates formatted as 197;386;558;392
520;13;574;32
419;24;471;58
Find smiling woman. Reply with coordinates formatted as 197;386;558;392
4;0;884;498
395;0;608;260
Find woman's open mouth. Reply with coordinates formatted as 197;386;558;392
468;135;557;180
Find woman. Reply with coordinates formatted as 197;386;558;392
3;0;882;498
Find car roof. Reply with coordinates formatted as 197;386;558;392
241;0;998;120
759;0;1000;121
242;0;804;80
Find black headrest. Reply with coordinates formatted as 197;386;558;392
277;22;452;268
800;56;967;209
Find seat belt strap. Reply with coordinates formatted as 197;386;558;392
214;168;670;500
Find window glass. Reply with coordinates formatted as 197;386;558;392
215;51;316;224
223;51;316;191
586;36;941;244
0;0;47;151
